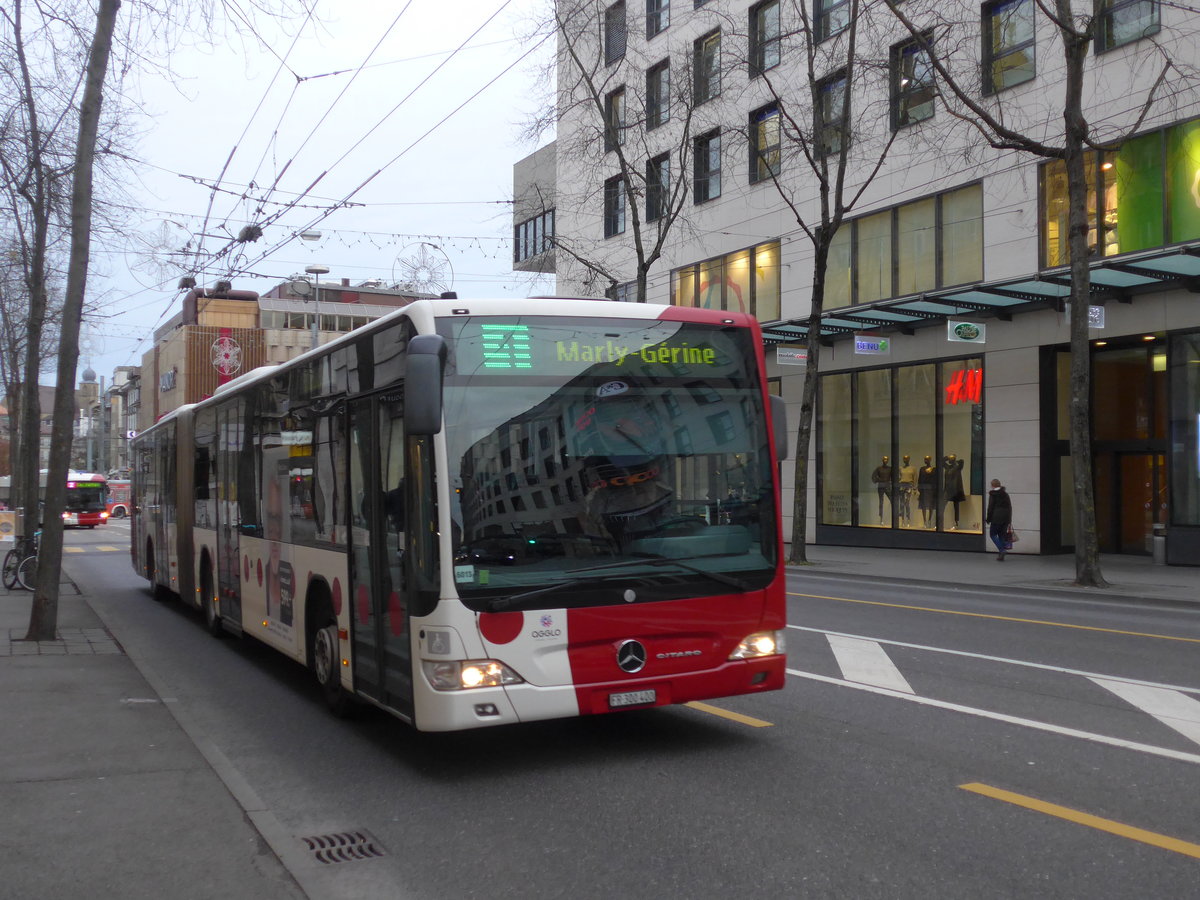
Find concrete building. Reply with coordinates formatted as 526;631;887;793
139;278;433;429
515;0;1200;564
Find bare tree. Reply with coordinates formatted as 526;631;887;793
540;0;709;300
719;0;899;563
883;0;1189;586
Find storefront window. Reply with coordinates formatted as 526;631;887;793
941;358;985;533
673;266;696;307
819;358;983;534
825;227;852;310
755;241;781;320
1115;132;1163;253
896;364;936;528
897;198;936;295
1168;333;1200;525
942;185;984;286
858;368;894;528
671;240;782;321
857;211;892;303
820;373;852;525
1167;120;1200;244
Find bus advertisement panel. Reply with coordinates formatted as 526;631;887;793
131;298;787;731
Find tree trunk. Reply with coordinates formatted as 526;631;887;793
26;0;121;641
787;241;830;565
1060;17;1107;588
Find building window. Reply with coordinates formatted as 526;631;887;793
1096;0;1159;52
605;1;627;65
606;281;636;302
819;359;985;534
694;30;721;104
671;240;781;321
750;104;781;184
891;35;936;129
749;1;781;77
825;184;984;309
694;129;721;203
604;87;626;152
646;60;670;130
604;175;626;237
646;0;669;38
815;0;850;43
817;70;848;157
646;153;670;222
983;0;1035;94
514;210;555;263
1040;120;1200;267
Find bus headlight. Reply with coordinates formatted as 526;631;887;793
422;659;524;691
729;630;785;660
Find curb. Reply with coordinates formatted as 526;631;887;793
786;565;1200;610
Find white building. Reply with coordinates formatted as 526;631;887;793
515;0;1200;565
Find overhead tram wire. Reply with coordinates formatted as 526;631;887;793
234;5;543;277
222;0;521;273
187;2;322;282
238;0;416;221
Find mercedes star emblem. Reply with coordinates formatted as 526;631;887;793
616;639;647;673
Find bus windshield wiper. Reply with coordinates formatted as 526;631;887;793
487;556;753;611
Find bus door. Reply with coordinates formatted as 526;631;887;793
348;392;413;718
216;401;244;625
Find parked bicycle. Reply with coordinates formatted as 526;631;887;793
2;530;40;591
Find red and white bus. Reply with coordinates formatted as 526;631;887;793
0;470;110;527
106;479;131;518
131;298;788;731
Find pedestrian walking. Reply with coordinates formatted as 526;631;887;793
985;478;1013;560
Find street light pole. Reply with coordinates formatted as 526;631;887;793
304;264;330;350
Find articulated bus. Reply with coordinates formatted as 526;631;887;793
0;470;110;527
131;298;788;731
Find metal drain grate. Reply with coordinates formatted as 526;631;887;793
301;830;387;865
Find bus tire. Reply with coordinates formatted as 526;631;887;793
309;596;352;717
201;561;222;637
111;506;126;518
146;540;165;601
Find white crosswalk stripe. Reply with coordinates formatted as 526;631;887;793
1090;677;1200;750
827;634;914;694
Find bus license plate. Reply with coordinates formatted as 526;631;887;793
609;689;656;708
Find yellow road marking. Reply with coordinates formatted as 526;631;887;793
96;546;123;552
789;592;1200;644
685;701;773;728
961;783;1200;859
63;547;84;553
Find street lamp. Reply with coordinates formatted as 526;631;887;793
304;264;330;350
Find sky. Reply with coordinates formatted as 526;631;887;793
80;0;556;386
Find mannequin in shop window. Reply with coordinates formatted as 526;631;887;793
870;456;893;522
917;455;937;528
943;453;966;529
898;454;917;526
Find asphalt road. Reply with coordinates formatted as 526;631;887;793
69;523;1200;899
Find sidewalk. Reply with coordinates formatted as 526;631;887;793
795;544;1200;607
0;576;305;900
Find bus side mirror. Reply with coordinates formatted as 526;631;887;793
769;394;788;461
406;334;447;435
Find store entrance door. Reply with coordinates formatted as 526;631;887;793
1095;451;1167;555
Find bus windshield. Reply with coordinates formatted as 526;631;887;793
440;314;778;611
66;480;107;512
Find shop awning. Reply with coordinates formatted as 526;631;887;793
760;242;1200;345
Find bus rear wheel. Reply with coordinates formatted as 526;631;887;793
201;563;222;637
311;608;352;717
